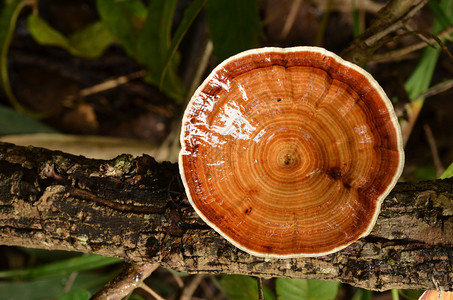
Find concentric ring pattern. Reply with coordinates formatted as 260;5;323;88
179;47;404;258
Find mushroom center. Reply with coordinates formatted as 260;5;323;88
276;145;301;169
283;154;294;165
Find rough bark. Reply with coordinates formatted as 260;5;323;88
0;142;451;292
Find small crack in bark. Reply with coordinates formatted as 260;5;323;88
68;187;166;214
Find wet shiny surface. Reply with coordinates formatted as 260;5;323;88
179;47;404;257
419;291;453;300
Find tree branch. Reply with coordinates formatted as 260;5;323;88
341;0;429;65
0;142;451;292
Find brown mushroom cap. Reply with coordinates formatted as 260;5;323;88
179;47;404;258
419;291;453;300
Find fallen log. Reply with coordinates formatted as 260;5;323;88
0;142;451;291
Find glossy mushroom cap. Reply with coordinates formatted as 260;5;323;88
179;47;404;258
419;291;453;300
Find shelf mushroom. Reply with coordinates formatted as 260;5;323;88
419;291;453;300
179;47;404;258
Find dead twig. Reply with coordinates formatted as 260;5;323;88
75;70;145;99
397;29;453;145
341;0;430;65
91;263;160;300
171;271;185;289
141;282;166;300
416;78;453;100
363;0;428;47
423;123;444;177
257;277;264;300
180;274;206;300
279;0;303;40
372;25;453;62
63;272;78;293
402;99;424;146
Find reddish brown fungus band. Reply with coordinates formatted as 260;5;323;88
179;46;404;258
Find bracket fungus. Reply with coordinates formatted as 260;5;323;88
419;291;453;300
179;47;404;258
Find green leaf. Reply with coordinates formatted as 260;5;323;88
440;162;453;179
351;288;373;300
427;0;453;29
351;0;361;37
398;289;424;300
206;0;264;61
0;270;117;300
0;104;57;135
67;21;114;58
58;289;91;300
275;278;340;300
136;0;177;69
391;289;400;300
413;166;437;181
137;0;186;100
28;14;72;51
404;47;441;101
405;0;453;101
28;15;113;58
0;0;29;112
0;254;122;280
97;0;186;100
216;274;275;300
96;0;147;57
161;0;207;87
0;276;67;299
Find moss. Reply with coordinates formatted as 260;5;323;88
111;154;133;175
77;234;89;244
